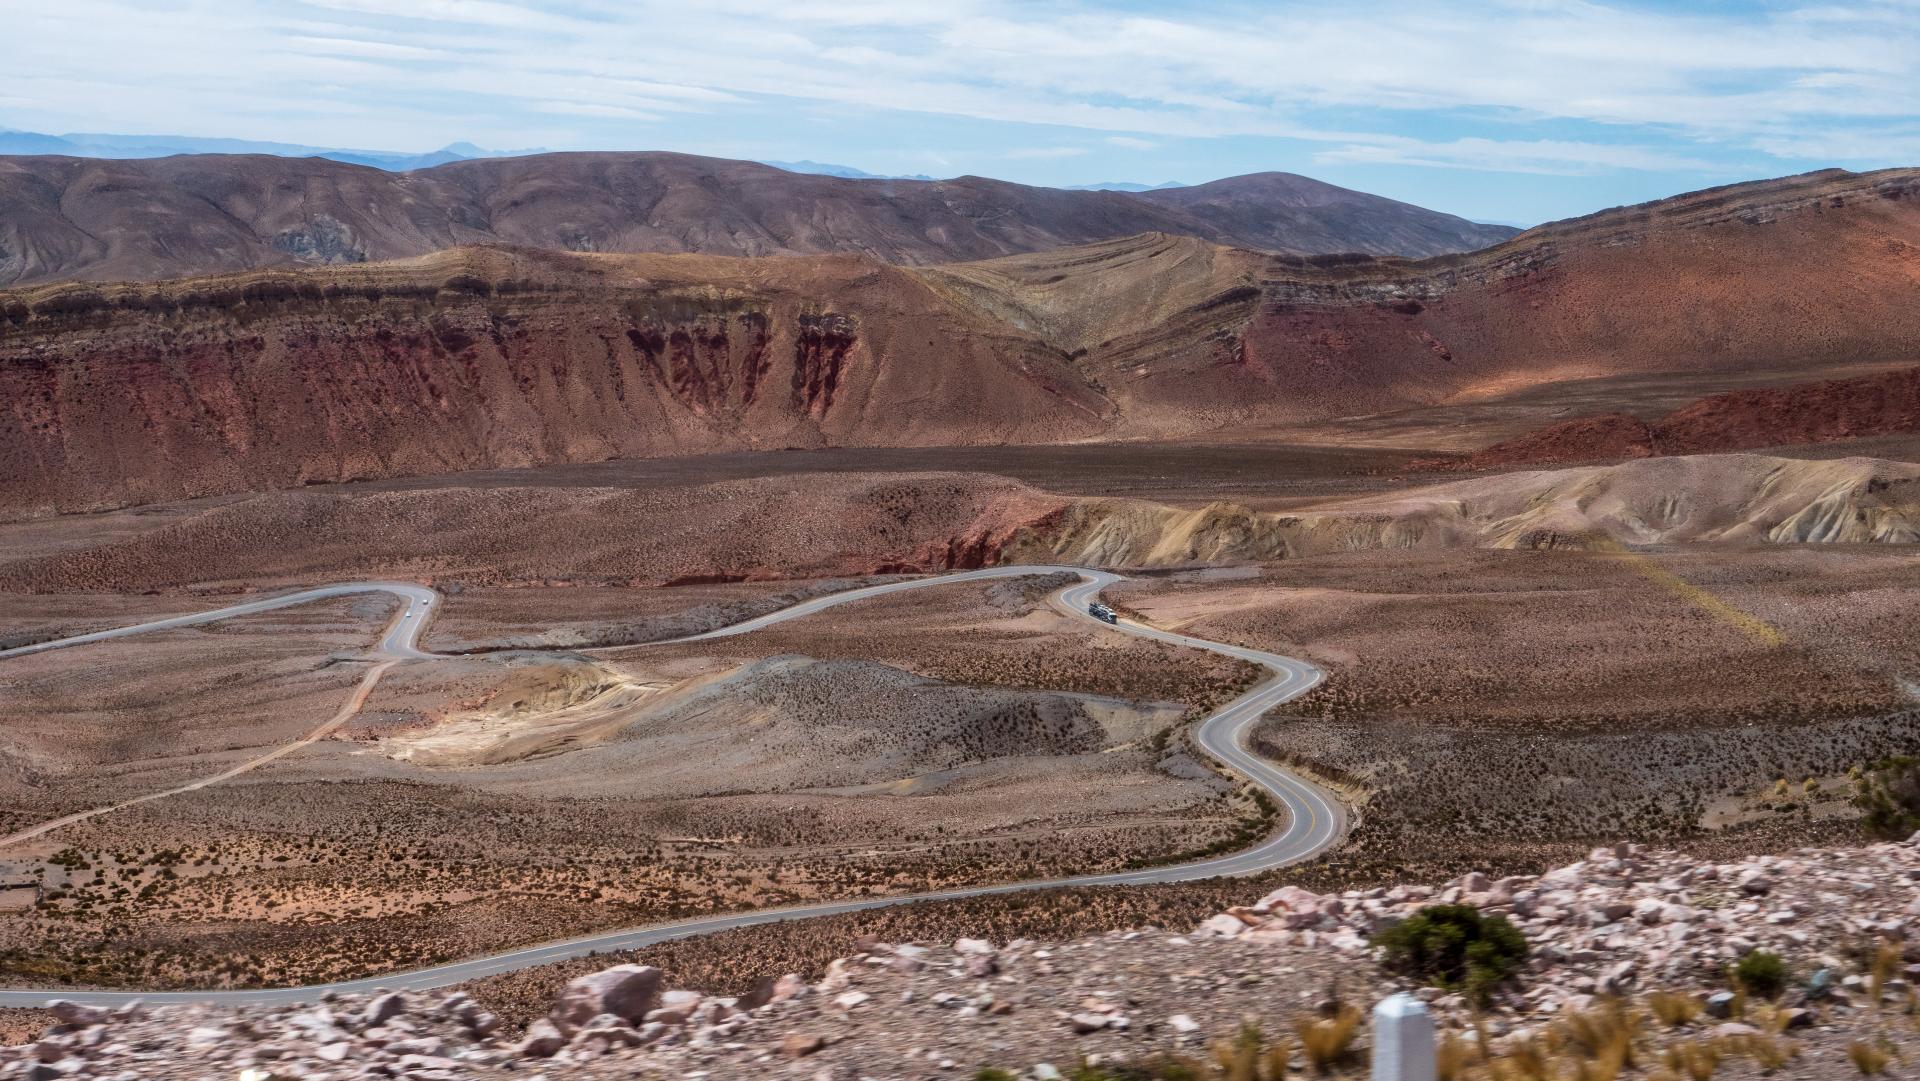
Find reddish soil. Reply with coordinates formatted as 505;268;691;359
1076;169;1920;436
3;167;1917;515
0;249;1108;515
0;472;1071;593
1432;365;1920;469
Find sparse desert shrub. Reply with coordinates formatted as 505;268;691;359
1742;1031;1797;1071
1552;999;1642;1076
1375;903;1529;1004
1848;1039;1895;1076
1853;756;1920;839
1869;937;1903;1006
1565;1051;1625;1081
1732;950;1788;1000
1294;1004;1361;1074
1648;991;1702;1028
1208;1021;1293;1081
1436;1033;1478;1081
1490;1036;1553;1081
1662;1039;1720;1081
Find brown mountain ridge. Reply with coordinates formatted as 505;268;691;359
2;167;1917;516
0;151;1518;287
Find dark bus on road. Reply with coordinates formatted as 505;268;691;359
1089;602;1119;625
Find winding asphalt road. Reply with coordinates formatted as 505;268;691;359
0;566;1339;1007
0;582;441;664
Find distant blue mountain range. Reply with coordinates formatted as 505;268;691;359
0;128;540;171
1061;180;1186;192
758;159;1187;192
0;128;1191;192
756;159;938;181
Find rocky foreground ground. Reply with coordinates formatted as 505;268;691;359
9;839;1920;1080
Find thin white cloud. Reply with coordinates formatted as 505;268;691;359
679;0;974;27
1753;128;1920;162
1314;136;1726;176
1006;146;1090;159
567;77;747;105
536;101;662;121
281;35;448;59
295;0;577;31
8;0;1918;176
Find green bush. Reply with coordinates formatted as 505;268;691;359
1733;949;1788;1000
1375;903;1529;1004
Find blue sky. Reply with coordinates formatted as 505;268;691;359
6;0;1919;224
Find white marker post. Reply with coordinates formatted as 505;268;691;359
1372;993;1436;1081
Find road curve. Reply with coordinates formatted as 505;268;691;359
0;566;1340;1007
0;582;440;664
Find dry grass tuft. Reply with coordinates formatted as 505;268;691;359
1209;1022;1290;1081
1530;999;1643;1081
1437;993;1826;1081
1870;938;1903;1008
1648;991;1702;1028
1553;999;1643;1069
1662;1039;1721;1081
1848;1038;1895;1075
1437;1033;1479;1081
1745;1032;1799;1072
1485;1038;1551;1081
1294;1005;1363;1075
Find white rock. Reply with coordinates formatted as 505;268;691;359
1069;1013;1111;1034
1198;914;1247;938
316;1042;352;1063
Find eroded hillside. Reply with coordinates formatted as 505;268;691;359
0;249;1107;514
3;168;1918;515
926;168;1920;435
1432;364;1920;469
2;455;1913;596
